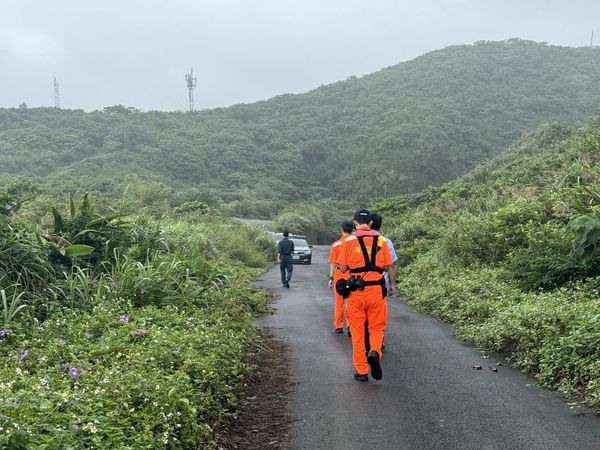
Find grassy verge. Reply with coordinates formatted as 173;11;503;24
401;254;600;407
0;195;276;448
376;121;600;409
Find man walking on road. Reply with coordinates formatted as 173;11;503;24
338;209;393;382
365;213;397;352
328;220;355;334
371;214;397;297
277;230;294;288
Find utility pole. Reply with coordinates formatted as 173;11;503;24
591;31;594;48
185;68;197;112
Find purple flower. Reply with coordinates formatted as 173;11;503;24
132;327;145;335
16;350;29;362
119;315;129;322
0;329;13;337
68;366;80;381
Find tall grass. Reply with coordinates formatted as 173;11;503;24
0;191;274;448
0;223;52;293
1;286;27;327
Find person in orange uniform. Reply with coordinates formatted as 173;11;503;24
337;209;394;382
328;220;355;334
364;213;397;352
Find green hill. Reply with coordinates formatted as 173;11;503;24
3;39;600;215
373;119;600;408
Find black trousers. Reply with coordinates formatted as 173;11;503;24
280;255;293;283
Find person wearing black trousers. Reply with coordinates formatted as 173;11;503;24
277;230;295;288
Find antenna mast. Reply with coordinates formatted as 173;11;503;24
53;76;61;108
185;68;197;112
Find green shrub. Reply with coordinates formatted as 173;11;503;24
173;200;209;216
386;219;428;244
273;203;340;244
253;234;277;261
161;218;272;269
461;288;600;405
401;252;519;327
273;212;310;237
438;199;551;266
126;216;170;262
48;194;131;267
385;120;600;410
0;300;258;448
0;222;53;295
506;221;600;290
569;211;600;260
161;221;218;260
461;292;572;368
405;252;600;405
0;193;274;447
385;219;430;265
538;300;600;406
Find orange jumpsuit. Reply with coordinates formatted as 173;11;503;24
329;237;347;330
337;229;392;375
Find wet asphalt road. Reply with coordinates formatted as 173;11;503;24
257;246;600;450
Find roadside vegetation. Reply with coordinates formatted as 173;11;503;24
375;120;600;408
0;188;275;448
273;202;344;244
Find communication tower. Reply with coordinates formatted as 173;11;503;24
185;68;197;112
53;76;61;108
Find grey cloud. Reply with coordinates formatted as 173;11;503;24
1;0;600;110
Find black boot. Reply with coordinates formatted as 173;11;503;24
367;351;383;380
354;373;368;382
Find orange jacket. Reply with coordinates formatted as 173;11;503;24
329;237;347;281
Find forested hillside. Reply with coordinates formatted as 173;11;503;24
373;119;600;407
3;39;600;217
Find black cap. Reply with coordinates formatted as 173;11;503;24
353;209;372;224
341;220;354;234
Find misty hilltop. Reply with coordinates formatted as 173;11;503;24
2;39;600;215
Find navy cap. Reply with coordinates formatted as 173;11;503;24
353;209;372;224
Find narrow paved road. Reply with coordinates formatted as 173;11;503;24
257;246;600;450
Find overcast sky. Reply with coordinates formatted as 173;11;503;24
1;0;599;111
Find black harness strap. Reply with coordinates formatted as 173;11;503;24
363;279;385;287
349;235;384;274
347;235;387;298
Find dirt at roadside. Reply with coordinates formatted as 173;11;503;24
216;331;294;450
